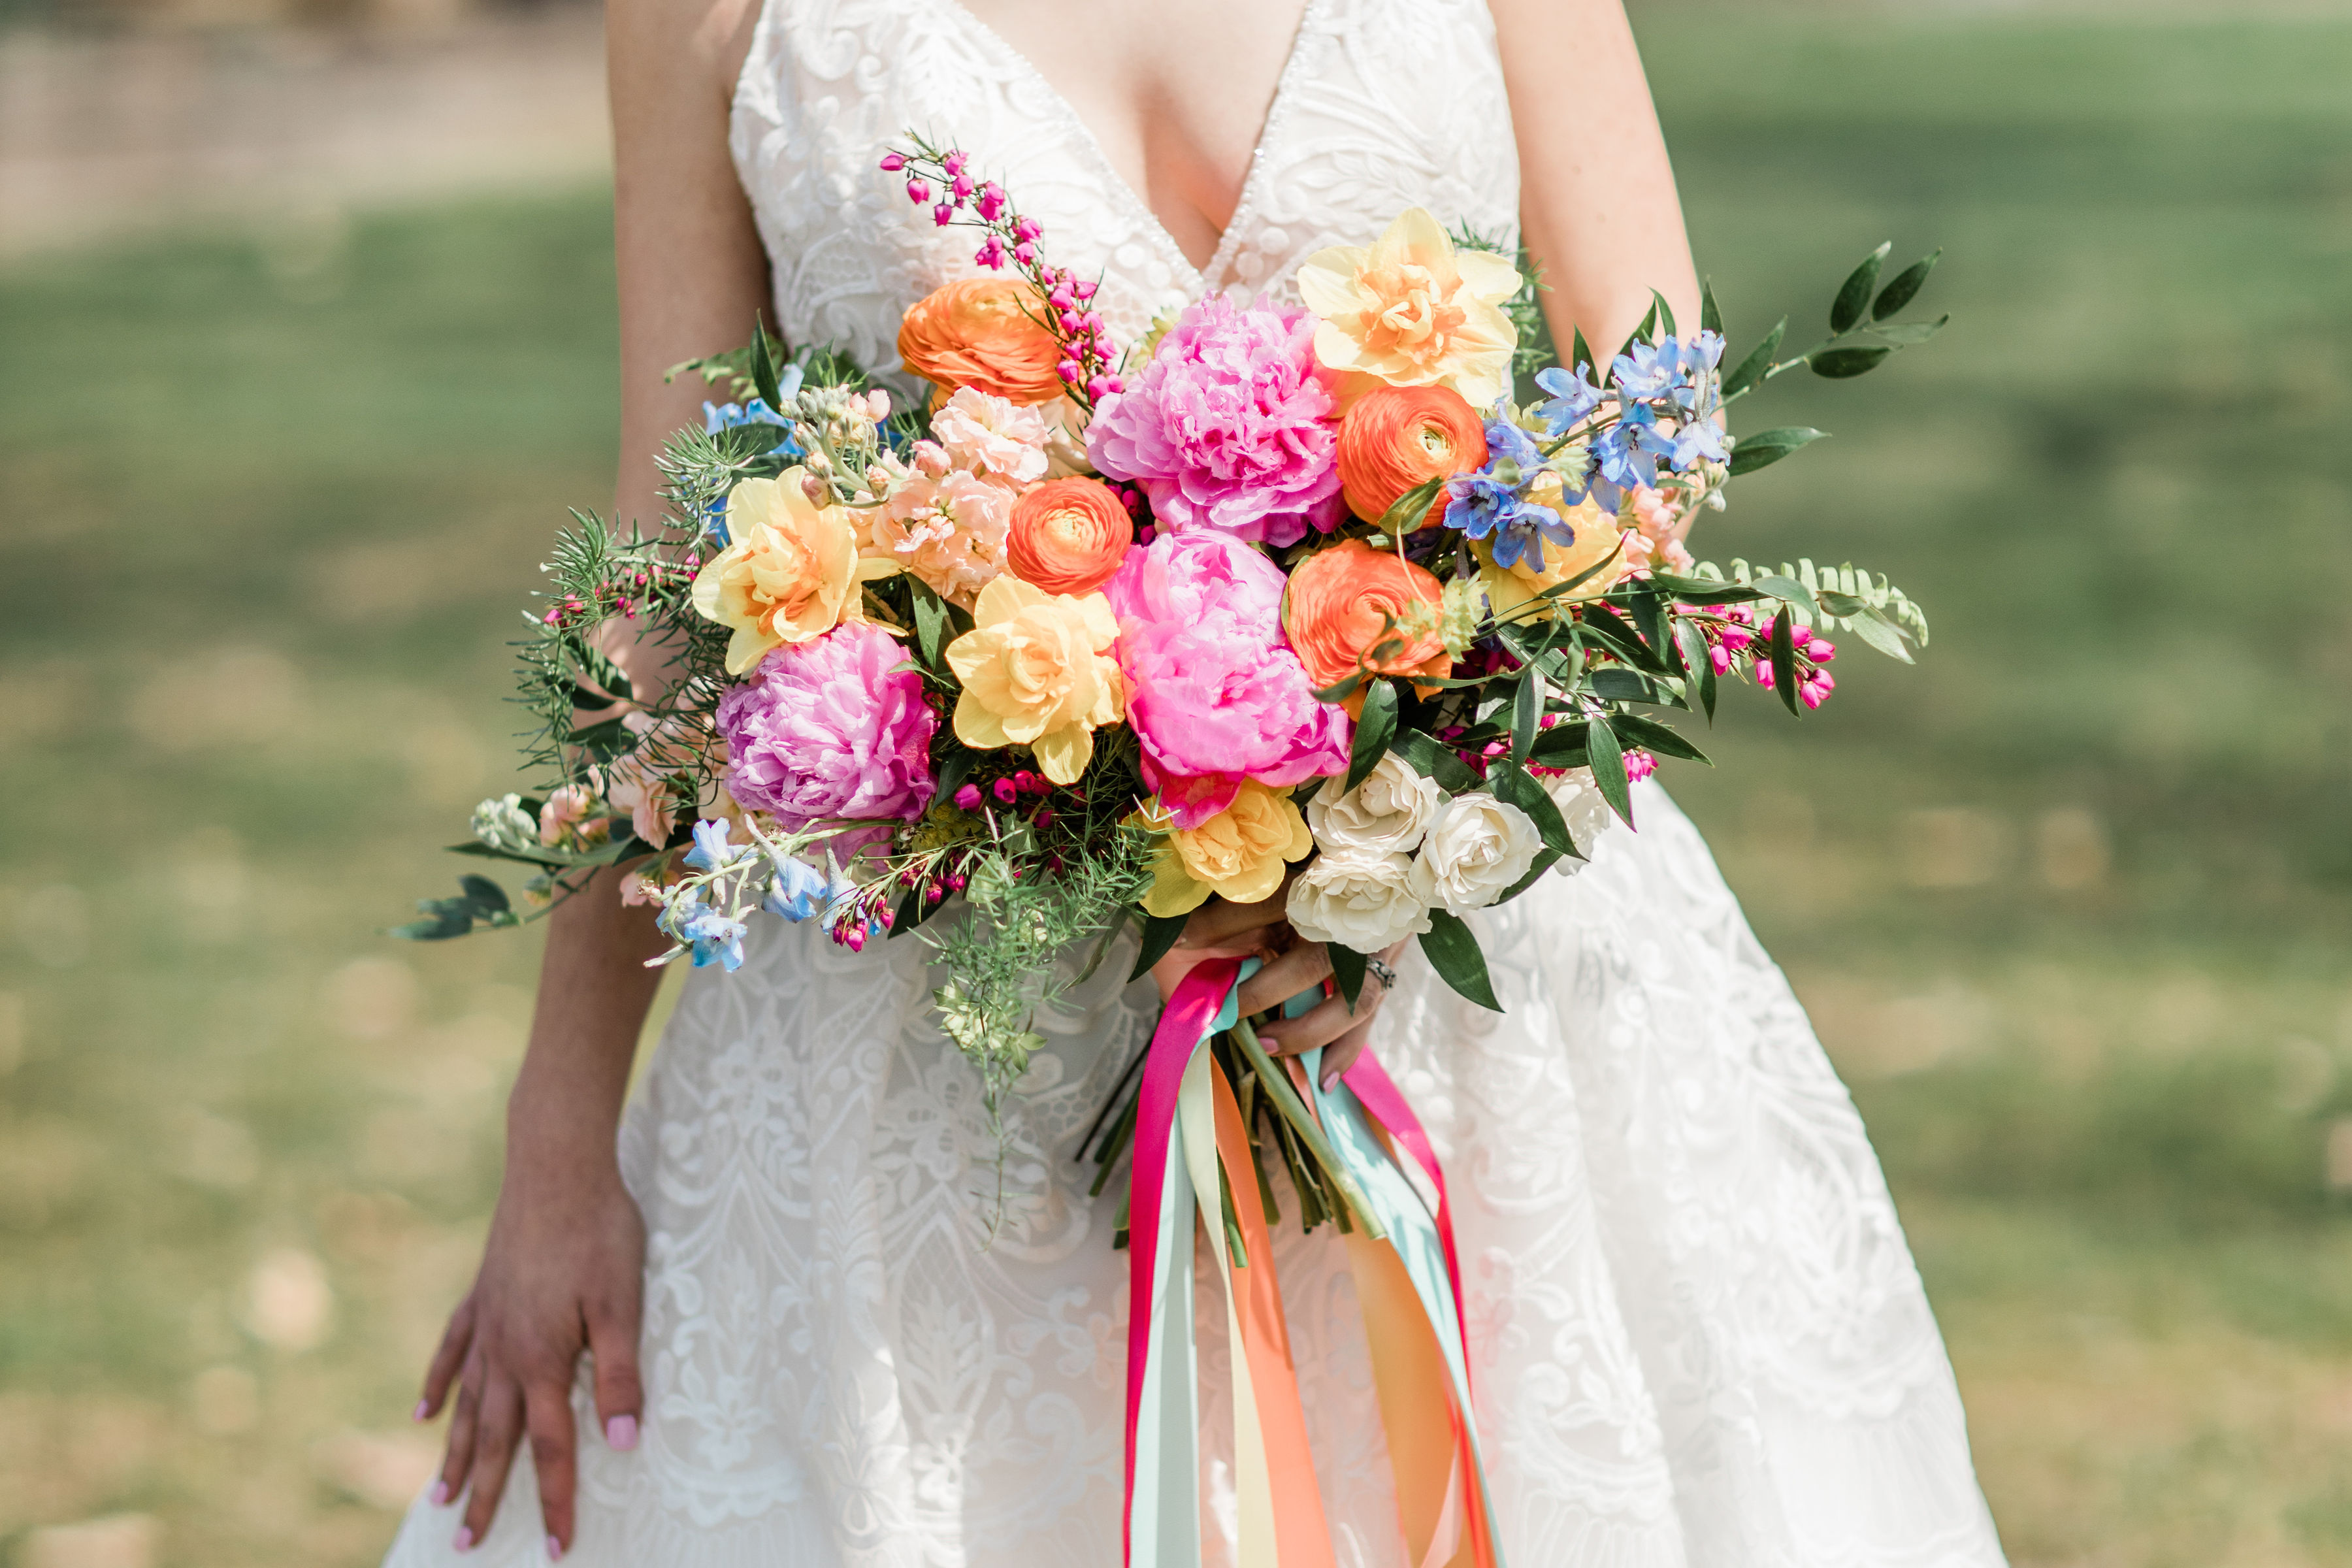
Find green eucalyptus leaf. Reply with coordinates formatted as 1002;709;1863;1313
1329;943;1367;1010
1871;315;1949;346
1872;249;1942;320
1725;426;1827;477
1676;620;1718;721
749;320;784;410
1650;288;1678;341
1510;666;1543;768
1769;607;1801;716
1831;242;1892;334
1844;608;1916;663
1418;911;1501;1011
1490;764;1571;855
459;874;511;917
1586;715;1632;825
1722;318;1785;398
1571;326;1597;376
389;898;475;941
1700;279;1723;337
1752;574;1814;606
1609;711;1710;762
1809;346;1894;380
1129;912;1188;983
1374;476;1445;534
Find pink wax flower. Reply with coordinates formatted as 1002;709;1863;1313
1105;531;1351;826
716;621;938;856
1086;295;1344;547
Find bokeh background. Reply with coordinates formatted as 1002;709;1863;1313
5;0;2352;1562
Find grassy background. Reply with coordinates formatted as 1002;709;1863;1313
4;3;2352;1563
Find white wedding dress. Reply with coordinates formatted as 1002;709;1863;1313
385;0;2009;1562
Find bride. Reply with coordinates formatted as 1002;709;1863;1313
386;0;2010;1562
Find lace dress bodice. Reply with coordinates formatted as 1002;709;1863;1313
727;0;1522;381
384;4;2009;1563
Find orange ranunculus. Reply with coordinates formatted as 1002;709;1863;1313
1336;385;1488;528
1281;538;1452;715
1005;476;1134;595
897;278;1067;407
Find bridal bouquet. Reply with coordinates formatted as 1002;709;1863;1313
397;133;1946;1567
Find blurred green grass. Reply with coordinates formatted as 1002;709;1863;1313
4;5;2352;1565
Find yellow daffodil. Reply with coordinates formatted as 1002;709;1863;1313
691;473;875;674
1296;207;1521;408
944;575;1122;785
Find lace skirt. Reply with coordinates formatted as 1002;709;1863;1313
383;783;2006;1567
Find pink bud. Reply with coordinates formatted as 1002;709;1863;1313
1085;375;1117;401
1013;770;1043;794
1102;375;1124;395
802;472;830;504
1014;218;1043;243
992;777;1019;804
934;202;955;226
1057;359;1083;384
1059;309;1083;333
1073;280;1097;300
1049;286;1075;310
1806;638;1837;662
951;174;973;200
1013;241;1038;265
865;388;891;421
947;873;968;892
912;438;951;478
906;177;930;203
878;152;907;172
943;150;967;175
953;782;982;811
1754;659;1774;687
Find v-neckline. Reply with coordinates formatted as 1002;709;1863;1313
924;0;1324;292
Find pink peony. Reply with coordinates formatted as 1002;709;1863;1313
716;621;938;855
1086;295;1343;547
1105;531;1351;827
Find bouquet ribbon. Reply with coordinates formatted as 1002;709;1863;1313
1122;958;1503;1568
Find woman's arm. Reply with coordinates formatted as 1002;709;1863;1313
1489;0;1701;363
412;0;767;1554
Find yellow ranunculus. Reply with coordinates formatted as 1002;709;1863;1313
1296;207;1522;408
690;472;870;674
944;575;1123;785
1477;477;1629;624
1137;781;1316;919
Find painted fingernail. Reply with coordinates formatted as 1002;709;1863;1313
413;1399;431;1422
453;1526;475;1552
1258;1034;1279;1050
606;1413;639;1451
1321;1070;1339;1092
547;1533;564;1561
430;1480;450;1507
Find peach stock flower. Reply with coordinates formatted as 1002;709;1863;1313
898;278;1067;406
1336;384;1488;527
862;468;1013;610
692;472;871;674
930;387;1051;485
1006;477;1134;595
1296;207;1520;407
1137;779;1315;917
1281;538;1452;714
1477;477;1629;623
944;575;1124;785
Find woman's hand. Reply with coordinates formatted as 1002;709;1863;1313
417;1120;647;1557
1233;935;1410;1090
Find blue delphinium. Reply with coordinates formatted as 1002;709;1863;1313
1481;415;1546;478
763;853;843;923
1446;470;1574;572
677;901;748;971
704;493;731;547
702;379;804;459
1533;363;1604;438
683;818;748;874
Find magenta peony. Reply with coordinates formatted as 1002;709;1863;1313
1105;531;1351;827
716;621;938;855
1086;295;1344;547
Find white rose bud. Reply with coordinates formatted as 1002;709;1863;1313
1408;794;1543;913
1544;766;1616;877
1285;851;1433;954
1307;754;1443;858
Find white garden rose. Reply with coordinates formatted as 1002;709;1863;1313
1408;794;1543;913
1285;851;1433;954
1307;753;1443;858
1544;766;1617;875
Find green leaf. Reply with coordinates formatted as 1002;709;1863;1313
1311;670;1369;704
1585;714;1633;825
389;898;474;941
1871;314;1949;346
1676;620;1718;721
1752;574;1814;606
1390;728;1482;793
1609;711;1710;762
1571;326;1596;376
1374;476;1445;534
1491;849;1563;907
1722;318;1785;398
1347;678;1399;792
1809;346;1894;380
1329;943;1367;1011
1700;279;1723;337
1509;666;1543;769
1418;911;1501;1011
1615;299;1659;367
1846;606;1917;663
934;743;975;813
1831;242;1891;334
1129;912;1188;983
1591;667;1652;702
749;318;784;410
908;577;950;668
1769;607;1801;716
1726;426;1827;478
458;875;510;917
1490;764;1571;855
1649;288;1678;341
1872;248;1942;320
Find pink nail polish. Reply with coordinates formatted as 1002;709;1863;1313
413;1399;431;1422
605;1413;639;1452
547;1533;564;1561
1321;1071;1339;1092
430;1480;450;1507
453;1526;475;1553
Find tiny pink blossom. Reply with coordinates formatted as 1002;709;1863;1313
1086;295;1343;547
